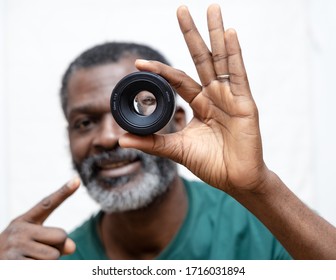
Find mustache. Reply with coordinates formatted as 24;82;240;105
77;148;146;184
88;148;141;165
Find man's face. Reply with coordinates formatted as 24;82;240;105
66;58;177;213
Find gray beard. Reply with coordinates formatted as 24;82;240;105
75;148;177;213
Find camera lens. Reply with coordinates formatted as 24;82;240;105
110;72;175;135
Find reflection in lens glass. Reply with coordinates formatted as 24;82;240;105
133;91;157;116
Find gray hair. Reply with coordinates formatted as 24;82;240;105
59;42;170;117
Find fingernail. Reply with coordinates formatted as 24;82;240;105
66;176;80;189
63;238;76;255
136;59;149;63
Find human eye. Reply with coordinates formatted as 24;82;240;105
72;117;94;131
141;96;156;106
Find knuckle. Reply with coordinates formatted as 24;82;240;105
8;237;25;250
212;52;228;63
6;220;25;236
41;197;53;209
181;25;194;37
208;25;223;33
55;228;68;242
60;229;67;240
0;235;26;260
3;249;22;260
192;51;212;66
6;230;28;248
40;247;61;260
37;185;71;212
0;222;41;260
171;78;184;90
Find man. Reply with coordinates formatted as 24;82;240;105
1;4;335;260
60;39;291;259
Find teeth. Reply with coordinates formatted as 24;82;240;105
101;160;131;169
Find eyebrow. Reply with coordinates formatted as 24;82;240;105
67;103;106;119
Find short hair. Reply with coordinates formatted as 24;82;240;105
59;42;170;117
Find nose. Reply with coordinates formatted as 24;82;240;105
92;114;125;152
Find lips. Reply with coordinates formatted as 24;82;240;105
100;160;134;169
96;157;142;178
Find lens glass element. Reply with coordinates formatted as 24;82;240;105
133;91;157;116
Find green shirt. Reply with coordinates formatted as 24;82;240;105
61;179;292;260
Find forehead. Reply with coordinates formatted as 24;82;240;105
66;58;138;118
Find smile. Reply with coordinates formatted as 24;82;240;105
100;160;135;169
97;158;142;178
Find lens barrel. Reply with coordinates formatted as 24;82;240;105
110;72;176;135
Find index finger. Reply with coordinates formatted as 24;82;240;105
20;176;80;224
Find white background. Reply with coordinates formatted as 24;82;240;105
1;260;336;279
1;0;336;233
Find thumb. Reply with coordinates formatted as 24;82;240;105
119;133;183;163
62;238;76;256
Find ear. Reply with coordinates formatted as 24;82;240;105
172;105;186;132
